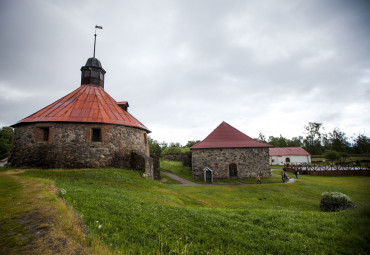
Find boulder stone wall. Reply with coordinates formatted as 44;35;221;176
192;147;271;180
9;123;152;176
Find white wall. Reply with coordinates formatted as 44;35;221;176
270;155;311;165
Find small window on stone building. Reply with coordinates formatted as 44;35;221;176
40;127;49;141
143;133;147;144
92;128;102;142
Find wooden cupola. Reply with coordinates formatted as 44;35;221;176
80;57;106;88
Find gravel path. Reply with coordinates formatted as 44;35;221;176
161;171;201;185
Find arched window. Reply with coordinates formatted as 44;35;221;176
285;157;290;163
229;163;237;178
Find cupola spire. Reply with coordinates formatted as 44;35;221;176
81;25;106;88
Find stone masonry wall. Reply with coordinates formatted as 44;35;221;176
192;148;271;180
9;123;152;175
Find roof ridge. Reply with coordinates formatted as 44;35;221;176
191;122;271;149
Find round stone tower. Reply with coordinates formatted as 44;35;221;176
9;57;154;177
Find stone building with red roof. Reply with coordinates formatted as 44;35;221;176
269;147;311;165
191;122;271;180
9;57;156;177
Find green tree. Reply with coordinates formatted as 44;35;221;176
169;142;181;148
339;152;349;163
303;122;324;155
148;137;162;157
159;141;168;150
268;135;288;147
0;127;14;159
323;150;340;162
326;128;350;152
256;133;267;143
287;136;303;147
185;140;201;148
353;134;370;154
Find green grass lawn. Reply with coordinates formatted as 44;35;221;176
16;167;370;254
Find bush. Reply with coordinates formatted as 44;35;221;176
320;192;355;211
323;150;340;161
161;147;191;156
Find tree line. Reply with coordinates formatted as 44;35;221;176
1;122;369;160
149;122;370;157
255;122;370;155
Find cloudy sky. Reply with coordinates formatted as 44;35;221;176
1;0;369;144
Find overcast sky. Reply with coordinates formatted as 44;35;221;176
1;0;369;144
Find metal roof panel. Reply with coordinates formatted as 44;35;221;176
15;85;150;132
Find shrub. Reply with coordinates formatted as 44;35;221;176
320;192;355;211
161;147;191;156
323;150;340;161
321;192;351;204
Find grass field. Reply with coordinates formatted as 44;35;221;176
1;165;366;254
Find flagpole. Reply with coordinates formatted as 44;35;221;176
93;25;103;58
93;27;97;58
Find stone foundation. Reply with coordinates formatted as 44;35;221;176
9;122;153;177
192;148;271;180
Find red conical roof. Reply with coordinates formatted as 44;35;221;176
191;121;271;149
14;85;150;132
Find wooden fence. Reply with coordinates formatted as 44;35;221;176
284;162;370;176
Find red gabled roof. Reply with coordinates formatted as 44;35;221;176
191;121;271;149
14;85;150;132
269;147;310;156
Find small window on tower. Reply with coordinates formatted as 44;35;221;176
91;71;99;78
92;128;102;142
40;127;49;141
84;70;90;77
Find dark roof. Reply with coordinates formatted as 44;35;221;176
269;147;311;156
14;84;150;132
191;121;271;149
85;57;103;68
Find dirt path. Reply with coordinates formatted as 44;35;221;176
162;171;297;186
161;171;201;185
0;170;93;255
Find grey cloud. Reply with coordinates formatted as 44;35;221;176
0;0;369;144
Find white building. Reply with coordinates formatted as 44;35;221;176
0;157;8;167
269;147;311;165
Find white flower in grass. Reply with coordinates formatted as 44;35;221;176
60;188;67;195
98;225;102;229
